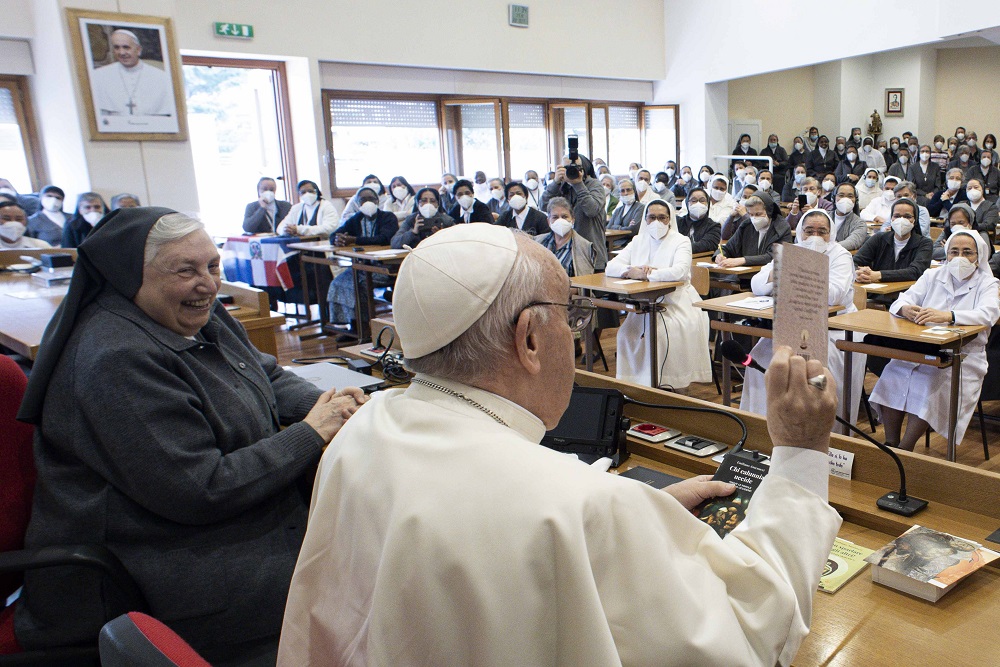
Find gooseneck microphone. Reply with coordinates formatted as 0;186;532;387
719;341;928;516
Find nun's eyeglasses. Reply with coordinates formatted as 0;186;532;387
514;297;597;332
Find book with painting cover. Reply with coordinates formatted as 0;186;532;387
818;538;875;593
864;525;1000;602
692;451;769;538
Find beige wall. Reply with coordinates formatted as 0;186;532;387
936;47;1000;139
727;67;815;149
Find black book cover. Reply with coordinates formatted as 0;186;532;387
618;466;683;489
692;452;769;538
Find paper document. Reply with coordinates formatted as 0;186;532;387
773;243;829;366
614;279;641;285
862;283;887;289
695;262;718;268
367;249;409;257
727;296;774;310
727;266;756;272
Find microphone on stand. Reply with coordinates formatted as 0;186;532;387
719;340;928;516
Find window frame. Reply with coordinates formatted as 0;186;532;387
640;104;681;170
0;75;47;190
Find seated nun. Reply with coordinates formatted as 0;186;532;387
390;186;455;249
738;209;867;426
606;200;712;391
496;181;549;235
278;222;842;667
606;178;644;246
870;230;1000;451
13;207;364;664
931;202;992;261
675;186;722;254
714;192;792;269
0;202;51;249
26;185;68;246
533;196;596;277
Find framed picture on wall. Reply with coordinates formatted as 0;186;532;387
885;88;904;117
66;8;188;141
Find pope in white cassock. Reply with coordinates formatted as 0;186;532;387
90;29;173;117
277;223;842;666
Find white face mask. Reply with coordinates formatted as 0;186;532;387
490;188;504;201
947;255;977;280
982;157;992;169
710;188;726;202
620;193;635;206
967;188;984;202
801;235;828;253
969;139;978;148
603;185;613;196
360;201;379;217
898;155;909;165
836;197;854;214
81;210;103;224
549;219;573;237
458;195;475;210
300;192;318;206
509;194;527;211
665;168;675;177
745;175;757;185
735;168;746;178
652;182;666;192
392;186;408;201
890;217;913;237
957;133;966;141
878;146;887;154
0;221;25;243
738;198;747;208
847;153;857;162
936;141;945;150
635;180;649;193
883;189;897;203
950;223;969;232
699;172;711;183
42;196;62;212
794;173;806;184
442;181;454;192
750;215;769;231
524;179;538;190
947;179;962;191
418;202;438;218
768;141;777;149
805;192;818;206
629;170;639;180
261;190;276;204
681;173;692;183
920;152;930;162
822;181;834;192
865;177;877;188
650;221;670;239
960;154;970;163
741;142;750;150
794;143;804;152
688;202;708;219
758;179;771;191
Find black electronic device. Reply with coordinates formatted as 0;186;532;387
719;341;928;516
565;136;581;180
39;253;74;269
541;386;629;467
216;293;235;305
797;193;808;209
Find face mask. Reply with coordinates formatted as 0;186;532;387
653;182;666;192
665;168;675;177
879;146;887;154
768;141;777;149
442;181;454;192
750;215;769;231
935;141;945;150
805;192;818;206
948;255;977;280
300;192;318;206
836;143;846;152
418;202;438;218
0;221;25;243
509;195;527;211
968;139;978;148
758;179;771;191
699;172;711;183
890;218;913;237
735;168;746;178
42;196;62;212
950;223;969;232
957;133;966;141
908;145;918;154
549;219;573;237
967;188;984;202
458;195;475;210
946;179;962;191
809;134;818;141
822;181;834;192
836;197;854;214
392;186;408;201
738;198;747;208
603;185;612;196
960;154;970;163
681;173;692;183
794;173;805;184
688;202;708;219
629;170;639;180
81;210;103;225
524;179;538;190
360;201;379;217
261;190;276;204
741;141;751;150
490;188;504;202
650;221;670;239
801;235;828;253
847;153;857;162
899;155;909;165
983;158;993;168
920;152;930;162
883;190;897;203
865;177;877;188
891;143;899;152
635;180;649;193
710;188;726;202
794;143;804;152
620;194;635;206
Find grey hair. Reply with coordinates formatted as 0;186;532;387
947;167;965;180
893;180;916;195
144;213;206;266
546;196;573;217
404;233;552;385
744;195;765;209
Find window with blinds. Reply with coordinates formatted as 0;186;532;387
644;106;679;173
508;102;547;179
608;105;641;175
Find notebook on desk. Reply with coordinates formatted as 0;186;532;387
285;362;384;392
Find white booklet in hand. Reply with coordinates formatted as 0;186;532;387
773;243;829;367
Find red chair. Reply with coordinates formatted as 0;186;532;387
99;613;211;667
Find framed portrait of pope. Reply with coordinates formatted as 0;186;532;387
67;9;188;141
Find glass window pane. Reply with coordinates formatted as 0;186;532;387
0;88;33;193
608;106;640;176
551;106;589;165
330;98;442;188
591;107;608;167
184;65;288;237
445;103;500;178
643;107;678;174
508;102;547;180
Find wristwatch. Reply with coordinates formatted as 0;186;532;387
951;311;956;325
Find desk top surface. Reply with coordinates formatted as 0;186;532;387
605;229;632;238
698;262;763;275
855;280;915;295
570;272;682;295
332;245;410;262
829;308;987;344
0;272;66;358
698;292;846;319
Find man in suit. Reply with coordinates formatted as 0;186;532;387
242;177;291;234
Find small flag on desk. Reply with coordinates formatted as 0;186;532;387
221;237;296;289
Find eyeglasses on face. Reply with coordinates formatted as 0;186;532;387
513;297;597;333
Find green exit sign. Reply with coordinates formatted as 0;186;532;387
509;4;529;28
214;22;254;39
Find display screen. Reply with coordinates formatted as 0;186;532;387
546;391;607;441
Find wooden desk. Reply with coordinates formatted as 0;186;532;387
569;273;681;387
0;248;77;267
605;229;631;254
219;281;286;357
574;370;1000;666
829;309;986;461
854;280;915;296
697;262;763;291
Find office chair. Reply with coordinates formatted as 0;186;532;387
99;613;211;667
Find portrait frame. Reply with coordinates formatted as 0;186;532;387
66;8;188;141
885;88;904;117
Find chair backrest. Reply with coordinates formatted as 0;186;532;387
99;613;211;667
0;355;36;601
853;285;868;312
690;264;710;296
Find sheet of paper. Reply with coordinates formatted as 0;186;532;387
614;279;641;285
695;262;718;268
773;243;829;367
727;296;774;310
863;283;887;289
828;447;855;480
727;266;756;272
367;249;409;257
